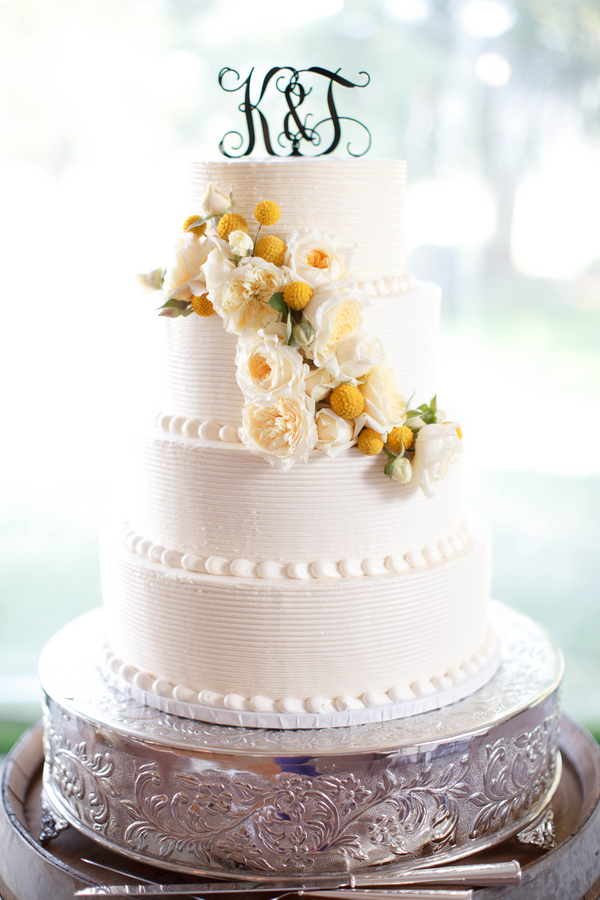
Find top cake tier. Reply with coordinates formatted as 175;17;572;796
190;158;407;281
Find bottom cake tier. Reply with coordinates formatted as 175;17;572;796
40;602;563;876
100;512;494;726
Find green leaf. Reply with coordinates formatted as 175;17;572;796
430;394;437;415
158;298;186;310
180;307;195;317
384;458;396;479
406;409;422;419
268;292;288;316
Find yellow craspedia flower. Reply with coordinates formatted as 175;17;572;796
255;200;281;226
182;214;206;237
283;281;313;311
255;235;286;267
386;425;414;454
329;384;365;419
217;213;248;241
191;293;216;317
358;428;384;456
456;427;463;440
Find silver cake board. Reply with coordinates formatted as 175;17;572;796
37;602;565;877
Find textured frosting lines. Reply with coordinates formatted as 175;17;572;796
102;520;491;702
161;283;440;425
130;437;464;564
190;158;407;281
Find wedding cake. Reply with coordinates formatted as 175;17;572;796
99;156;498;729
39;148;563;877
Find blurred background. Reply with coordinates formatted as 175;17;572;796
1;0;599;751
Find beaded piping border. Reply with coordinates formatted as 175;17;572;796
357;270;416;296
123;519;473;580
100;626;500;724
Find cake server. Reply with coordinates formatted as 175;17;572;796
76;890;474;900
75;859;520;895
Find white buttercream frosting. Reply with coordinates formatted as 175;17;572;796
102;513;491;705
190;158;407;281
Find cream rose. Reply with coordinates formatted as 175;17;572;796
325;332;385;383
236;327;308;403
229;230;254;257
162;233;212;302
302;280;368;367
411;423;463;498
315;408;355;458
304;367;339;402
285;228;355;289
209;257;288;335
241;395;317;471
356;364;407;441
201;182;232;217
387;455;412;484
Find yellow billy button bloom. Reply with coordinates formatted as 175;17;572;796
329;384;365;419
358;428;384;456
283;281;313;310
386;425;414;454
254;200;281;226
217;213;248;241
191;293;216;317
182;214;206;237
255;235;287;267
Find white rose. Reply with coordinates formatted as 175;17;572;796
388;455;412;484
315;408;355;458
411;423;463;498
201;182;232;217
136;267;164;292
236;329;308;403
356;364;407;441
209;257;288;335
241;395;317;471
162;233;212;302
304;368;339;402
302;280;368;367
325;332;385;383
285;227;355;288
229;230;254;257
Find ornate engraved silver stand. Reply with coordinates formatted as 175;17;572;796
40;602;563;877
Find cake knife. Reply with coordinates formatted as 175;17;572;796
75;859;521;895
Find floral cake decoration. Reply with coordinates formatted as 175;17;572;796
138;183;462;497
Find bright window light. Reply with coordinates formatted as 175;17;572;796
341;12;377;39
463;1;515;37
474;52;512;87
385;0;430;23
406;175;497;249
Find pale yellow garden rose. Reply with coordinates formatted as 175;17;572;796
388;456;412;484
411;423;463;498
355;364;407;441
285;228;355;289
162;233;212;302
315;408;355;458
241;395;317;471
301;279;368;367
235;326;308;403
209;257;288;335
201;182;232;217
325;332;385;383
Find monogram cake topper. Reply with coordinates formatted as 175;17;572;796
218;66;371;158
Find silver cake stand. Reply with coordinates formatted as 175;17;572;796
39;602;563;877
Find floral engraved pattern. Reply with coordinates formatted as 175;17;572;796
43;708;119;834
122;759;475;871
468;713;560;839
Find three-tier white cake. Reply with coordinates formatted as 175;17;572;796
100;157;497;728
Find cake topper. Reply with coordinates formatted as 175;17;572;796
218;66;371;158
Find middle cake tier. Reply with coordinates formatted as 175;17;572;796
128;432;465;567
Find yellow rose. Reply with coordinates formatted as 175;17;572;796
235;327;308;403
315;408;355;458
302;279;368;367
209;258;288;335
356;364;407;441
285;228;355;289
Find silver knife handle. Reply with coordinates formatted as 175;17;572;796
303;891;474;900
